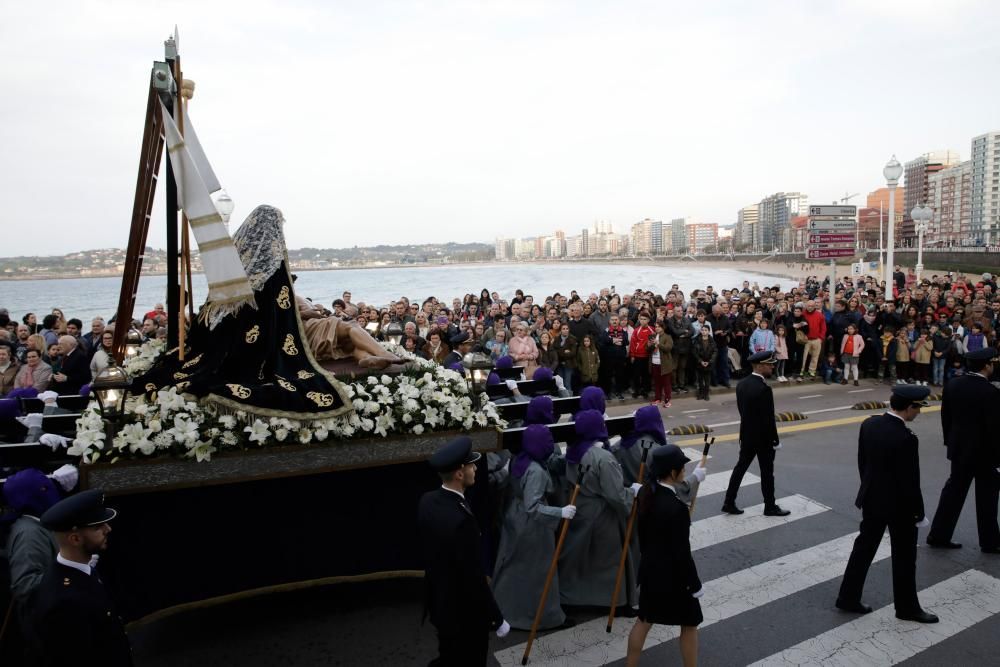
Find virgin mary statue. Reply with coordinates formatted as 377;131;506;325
136;205;393;419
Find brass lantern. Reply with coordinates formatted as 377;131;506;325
92;360;131;422
123;328;144;360
384;322;404;346
462;351;494;400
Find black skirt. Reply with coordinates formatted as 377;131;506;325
638;587;703;627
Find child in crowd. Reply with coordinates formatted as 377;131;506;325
931;325;951;386
748;317;775;354
894;329;911;383
577;334;600;390
964;321;986;353
839;322;864;386
821;352;843;385
774;324;789;382
911;329;933;385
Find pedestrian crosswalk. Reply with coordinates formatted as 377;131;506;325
494;465;1000;667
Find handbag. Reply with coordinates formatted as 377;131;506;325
795;329;808;345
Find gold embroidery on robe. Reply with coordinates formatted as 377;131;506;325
259;361;266;381
306;391;334;407
173;371;190;381
175;381;190;392
227;384;252;399
276;377;297;392
277;286;291;309
145;383;157;393
245;325;260;344
296;370;315;379
282;334;299;356
182;353;203;369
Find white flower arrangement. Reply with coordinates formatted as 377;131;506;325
68;339;506;464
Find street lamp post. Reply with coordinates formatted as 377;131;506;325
883;156;903;293
911;203;933;283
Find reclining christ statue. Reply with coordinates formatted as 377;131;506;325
135;204;400;419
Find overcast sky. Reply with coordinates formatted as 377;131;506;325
2;0;998;256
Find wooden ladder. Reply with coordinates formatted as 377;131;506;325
111;84;165;362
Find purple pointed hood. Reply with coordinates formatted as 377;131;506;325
620;405;667;450
567;409;609;464
495;355;514;369
3;468;61;517
511;424;556;478
579;386;606;415
524;395;555;425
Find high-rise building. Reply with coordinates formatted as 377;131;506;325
580;228;589;256
970;131;1000;245
736;205;758;250
903;151;961;245
756;193;808;251
686;223;719;253
630;219;663;255
494;237;515;260
670;218;689;253
928;161;972;247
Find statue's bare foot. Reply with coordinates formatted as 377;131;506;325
358;356;392;369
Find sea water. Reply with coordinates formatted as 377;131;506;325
0;262;798;322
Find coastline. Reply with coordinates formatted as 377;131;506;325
0;257;828;284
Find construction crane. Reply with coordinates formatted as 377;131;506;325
839;192;860;204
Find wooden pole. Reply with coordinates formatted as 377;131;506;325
606;443;651;632
173;55;189;361
687;435;714;517
521;464;589;666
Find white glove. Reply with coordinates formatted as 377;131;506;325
691;587;704;599
88;554;100;569
496;620;511;638
49;464;79;492
773;443;783;450
26;413;43;429
40;433;70;451
915;517;930;528
554;376;565;390
505;379;518;391
560;505;577;520
692;466;707;483
630;482;643;497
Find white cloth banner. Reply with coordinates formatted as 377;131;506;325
159;101;255;325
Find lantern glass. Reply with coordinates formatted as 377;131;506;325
883;155;903;184
384;322;404;345
461;351;494;395
92;361;131;421
124;328;144;360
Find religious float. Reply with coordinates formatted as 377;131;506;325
33;30;506;623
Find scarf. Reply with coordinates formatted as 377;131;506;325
160;102;255;329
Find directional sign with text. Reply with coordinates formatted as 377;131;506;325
806;247;856;259
808;233;856;244
807;219;856;231
809;205;857;217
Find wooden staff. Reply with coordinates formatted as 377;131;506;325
687;434;715;517
521;464;590;666
606;442;651;633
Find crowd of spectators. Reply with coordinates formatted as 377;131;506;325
3;270;998;404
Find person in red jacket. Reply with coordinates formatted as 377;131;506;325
629;313;655;399
800;300;827;378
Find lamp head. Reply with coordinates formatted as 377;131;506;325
883;155;903;186
92;360;131;421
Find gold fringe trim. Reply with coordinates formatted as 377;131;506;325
127;570;423;629
197;295;258;327
188;212;223;228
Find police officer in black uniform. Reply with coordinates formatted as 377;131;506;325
418;436;508;666
31;489;133;666
722;350;790;516
927;347;1000;552
443;332;473;368
836;385;939;623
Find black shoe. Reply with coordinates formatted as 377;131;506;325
615;605;638;618
764;505;791;517
835;599;873;614
721;503;744;515
982;546;1000;554
926;539;962;549
895;609;938;623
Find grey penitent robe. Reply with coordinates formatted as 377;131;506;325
492;459;566;630
559;445;636;608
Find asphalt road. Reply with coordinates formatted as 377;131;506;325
130;377;1000;666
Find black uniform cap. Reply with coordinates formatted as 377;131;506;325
748;350;777;364
649;444;691;479
964;347;998;362
449;331;472;346
891;384;931;407
429;436;481;472
40;489;117;531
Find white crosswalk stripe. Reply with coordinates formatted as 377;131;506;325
495;532;890;667
751;569;1000;666
696;470;758;497
689;495;828;551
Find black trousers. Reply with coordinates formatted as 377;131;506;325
631;358;650;396
928;460;1000;548
724;445;776;506
430;628;489;667
838;513;920;612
